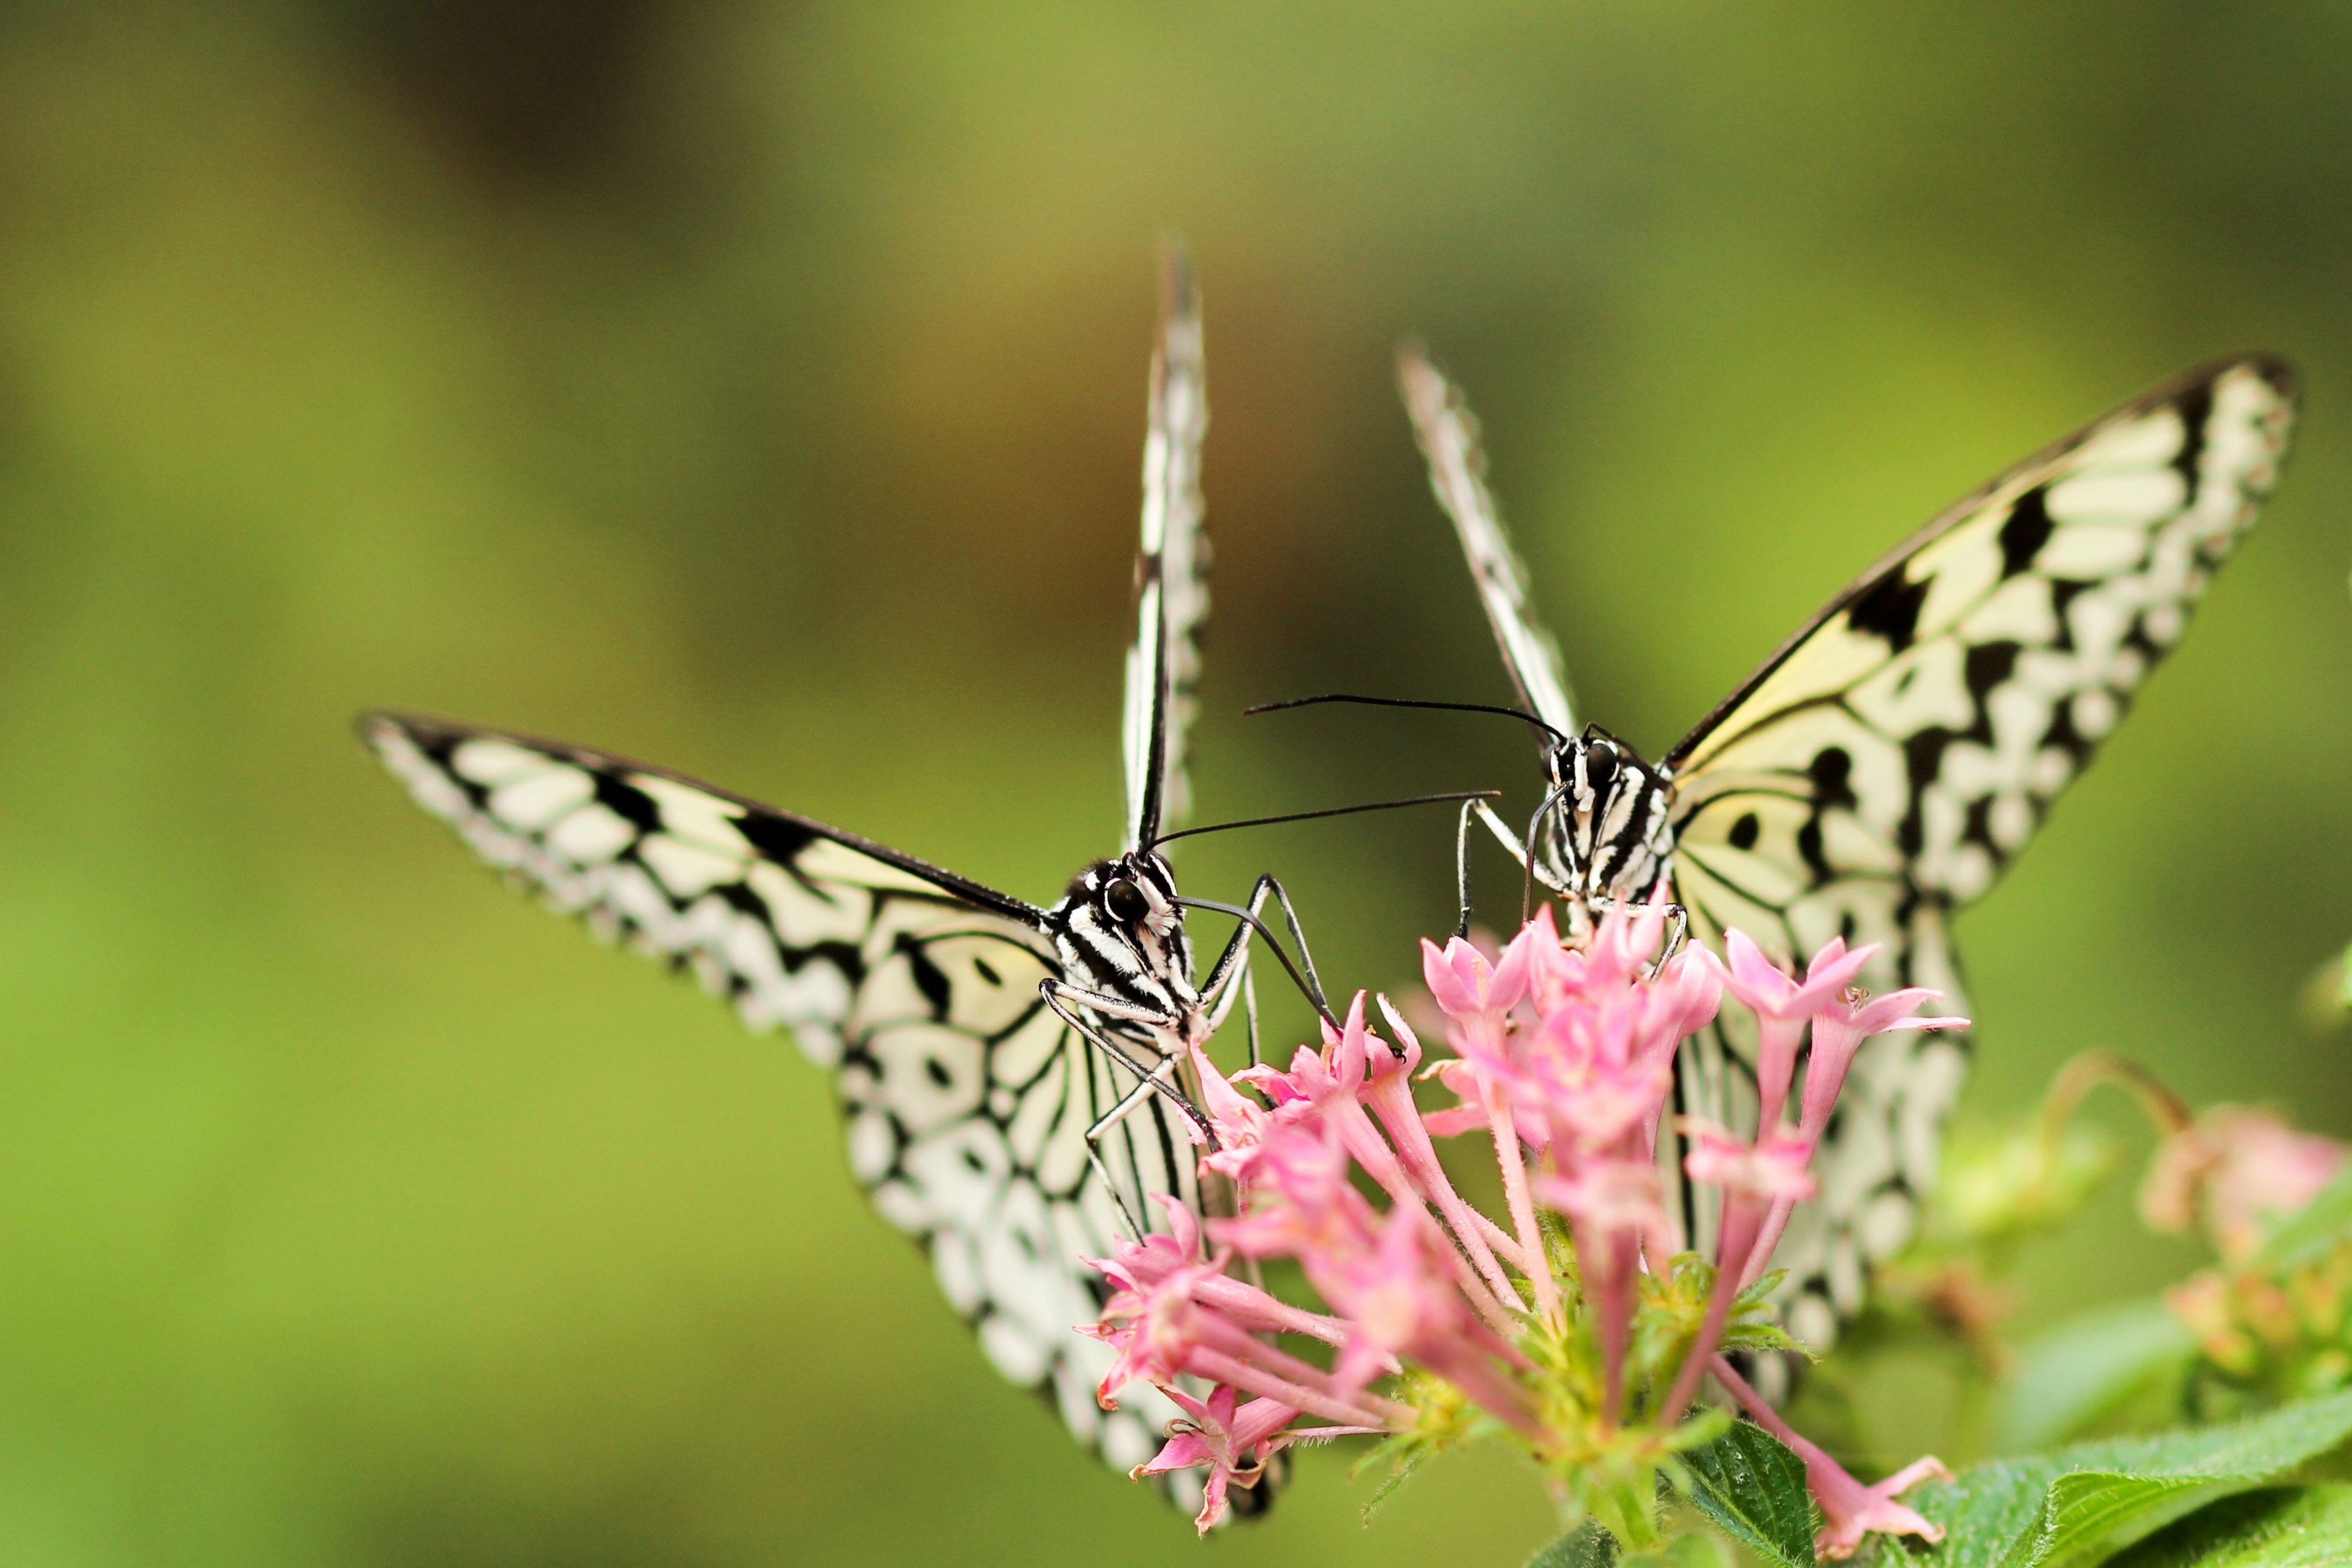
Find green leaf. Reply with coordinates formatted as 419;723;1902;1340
1656;1535;1732;1568
1522;1526;1734;1568
1679;1419;1818;1568
1913;1390;2352;1568
1525;1521;1618;1568
1354;1434;1435;1523
2108;1485;2352;1567
2000;1297;2198;1450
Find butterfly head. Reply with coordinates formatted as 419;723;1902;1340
1055;850;1197;1024
1543;729;1676;915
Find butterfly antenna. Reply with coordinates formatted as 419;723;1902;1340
1246;693;1569;748
1147;788;1502;850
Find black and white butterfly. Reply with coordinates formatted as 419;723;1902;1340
1392;350;2297;1349
360;258;1326;1503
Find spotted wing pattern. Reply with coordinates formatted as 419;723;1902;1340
1124;253;1210;848
362;711;1194;1479
1662;355;2297;1345
1399;349;1579;737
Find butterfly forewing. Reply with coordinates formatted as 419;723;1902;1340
1123;252;1210;850
364;712;1196;1478
1660;355;2296;1340
1399;350;1580;737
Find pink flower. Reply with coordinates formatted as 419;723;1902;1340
1084;909;1970;1537
1212;1119;1381;1268
1221;996;1518;1324
1479;901;1715;1166
1648;942;1727;1067
1718;930;1874;1130
1324;1208;1468;1373
1524;1033;1672;1152
1660;1122;1821;1421
1727;984;1964;1292
1188;1033;1295;1189
1420;1056;1489;1137
1085;1225;1230;1403
1712;1355;1951;1559
1521;905;1589;1012
1087;1196;1363;1409
1809;1453;1951;1558
1421;927;1533;1022
1090;1189;1213;1295
1316;1205;1539;1433
2141;1106;2348;1263
1537;1158;1672;1252
1796;984;1969;1148
1087;1241;1409;1431
1134;1383;1371;1534
1681;1120;1817;1205
1540;1155;1674;1422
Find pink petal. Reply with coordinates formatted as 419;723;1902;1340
1420;937;1482;1017
1722;927;1798;1011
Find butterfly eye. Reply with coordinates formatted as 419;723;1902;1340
1104;878;1150;924
1583;744;1618;791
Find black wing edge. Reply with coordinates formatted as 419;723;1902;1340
355;708;1048;929
1662;352;2300;770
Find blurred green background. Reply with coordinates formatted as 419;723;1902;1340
2;2;2350;1562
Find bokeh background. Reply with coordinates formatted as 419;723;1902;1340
4;3;2351;1562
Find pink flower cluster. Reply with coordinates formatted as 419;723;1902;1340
1085;901;1964;1555
2142;1105;2348;1264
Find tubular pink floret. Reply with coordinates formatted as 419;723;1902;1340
1719;930;1875;1129
1137;1382;1378;1534
1712;1356;1950;1559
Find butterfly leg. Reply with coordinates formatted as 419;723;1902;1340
1202;939;1250;1038
1257;876;1328;1011
1040;978;1217;1240
1243;967;1261;1071
1194;874;1329;1022
1200;959;1272;1071
1453;799;1476;939
1456;797;1531;937
1587;894;1691;963
1081;1051;1191;1242
1038;979;1209;1134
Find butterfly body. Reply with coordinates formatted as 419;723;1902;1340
1046;851;1201;1044
1404;349;2298;1346
1532;731;1676;922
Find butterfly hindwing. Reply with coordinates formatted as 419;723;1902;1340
1662;355;2296;1339
362;711;1194;1476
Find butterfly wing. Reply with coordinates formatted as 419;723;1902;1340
1123;250;1210;850
361;711;1197;1479
1662;355;2297;1343
1399;349;1580;738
